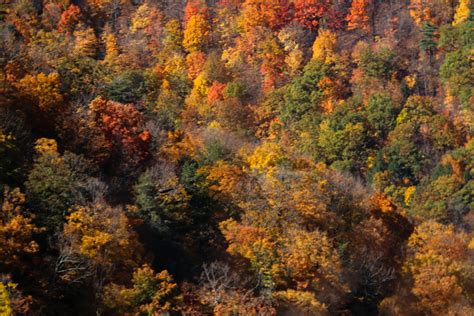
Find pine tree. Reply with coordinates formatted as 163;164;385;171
420;22;438;58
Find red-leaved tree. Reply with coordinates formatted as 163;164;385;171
88;97;151;166
58;5;82;34
294;0;330;30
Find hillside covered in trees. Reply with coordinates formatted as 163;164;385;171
0;0;473;314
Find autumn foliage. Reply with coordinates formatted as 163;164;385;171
1;0;473;314
0;188;40;267
294;0;330;30
346;0;372;32
88;97;150;165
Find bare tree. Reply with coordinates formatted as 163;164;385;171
54;249;95;286
199;261;264;308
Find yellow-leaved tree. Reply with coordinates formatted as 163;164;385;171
312;29;338;64
0;187;40;268
57;202;143;287
103;264;182;314
183;14;210;53
274;289;327;315
453;0;471;25
245;142;284;175
63;203;141;264
0;283;13;316
17;72;63;112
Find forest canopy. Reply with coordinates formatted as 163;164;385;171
0;0;473;314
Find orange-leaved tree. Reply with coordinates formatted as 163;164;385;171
346;0;372;33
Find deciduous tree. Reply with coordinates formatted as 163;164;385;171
409;0;456;26
103;264;181;314
17;72;63;112
402;221;473;314
133;166;191;234
186;51;207;80
0;187;40;267
73;27;97;58
184;0;208;25
346;0;372;33
26;138;100;230
240;0;293;30
453;0;471;25
294;0;330;30
312;29;338;63
58;202;142;285
57;4;82;34
88;97;151;167
183;13;210;53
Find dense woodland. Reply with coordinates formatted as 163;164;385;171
0;0;473;314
